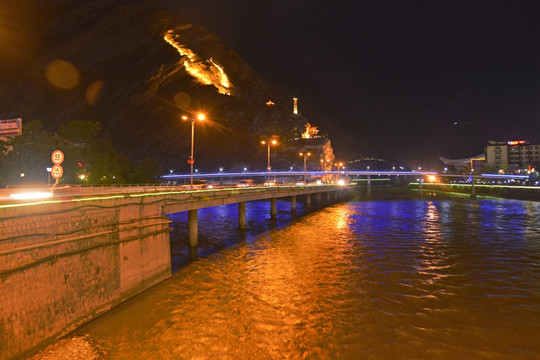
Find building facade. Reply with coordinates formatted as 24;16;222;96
485;140;540;170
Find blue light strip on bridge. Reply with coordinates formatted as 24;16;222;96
479;173;529;180
161;170;437;179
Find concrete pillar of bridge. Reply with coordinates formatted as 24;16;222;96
315;192;322;203
305;193;311;208
238;202;246;229
188;209;198;247
271;198;277;219
291;195;297;212
470;180;476;199
418;180;423;198
367;175;372;197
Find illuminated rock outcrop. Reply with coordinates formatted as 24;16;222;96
164;29;232;95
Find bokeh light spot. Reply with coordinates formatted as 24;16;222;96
86;80;104;105
173;92;191;108
45;59;81;90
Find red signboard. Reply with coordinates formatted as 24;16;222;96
51;150;65;165
0;118;22;136
51;165;63;179
507;140;526;145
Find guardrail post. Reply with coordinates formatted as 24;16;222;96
271;198;277;219
238;202;246;229
188;209;198;246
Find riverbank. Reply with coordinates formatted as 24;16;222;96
409;182;540;201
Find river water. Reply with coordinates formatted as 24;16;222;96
31;195;540;359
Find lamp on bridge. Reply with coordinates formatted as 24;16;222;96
335;162;343;183
182;112;206;189
261;138;278;173
299;152;311;183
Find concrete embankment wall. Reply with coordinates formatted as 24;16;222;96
416;183;540;201
0;185;350;359
0;198;172;360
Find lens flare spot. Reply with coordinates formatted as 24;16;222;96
45;59;81;90
173;92;192;108
86;80;104;105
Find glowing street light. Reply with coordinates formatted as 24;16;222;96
182;112;205;189
299;152;311;182
261;138;278;172
334;162;343;183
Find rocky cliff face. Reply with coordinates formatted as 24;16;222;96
0;0;302;171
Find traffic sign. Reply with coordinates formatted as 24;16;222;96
51;164;63;179
51;150;64;165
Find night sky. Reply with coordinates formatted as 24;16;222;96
2;1;539;169
167;0;540;168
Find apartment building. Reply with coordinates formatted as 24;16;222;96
485;140;540;169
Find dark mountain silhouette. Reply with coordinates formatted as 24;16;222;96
0;0;312;172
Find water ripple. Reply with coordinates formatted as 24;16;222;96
32;198;540;359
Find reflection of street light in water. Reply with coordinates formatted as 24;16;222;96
182;112;205;189
299;152;311;182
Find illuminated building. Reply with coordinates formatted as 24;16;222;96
439;155;485;171
301;122;320;139
485;140;540;170
293;97;298;115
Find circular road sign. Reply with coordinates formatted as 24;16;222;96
51;164;63;179
51;150;65;165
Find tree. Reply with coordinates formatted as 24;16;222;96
132;156;161;184
55;120;129;184
0;120;56;186
57;120;101;146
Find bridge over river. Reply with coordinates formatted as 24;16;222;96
0;183;351;360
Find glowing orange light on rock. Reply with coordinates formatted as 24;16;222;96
164;30;232;95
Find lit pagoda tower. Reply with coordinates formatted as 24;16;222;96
293;97;298;115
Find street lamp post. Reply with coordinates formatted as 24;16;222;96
182;112;205;189
299;152;311;182
261;138;277;178
334;162;343;183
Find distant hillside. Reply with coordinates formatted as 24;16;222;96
0;0;310;172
